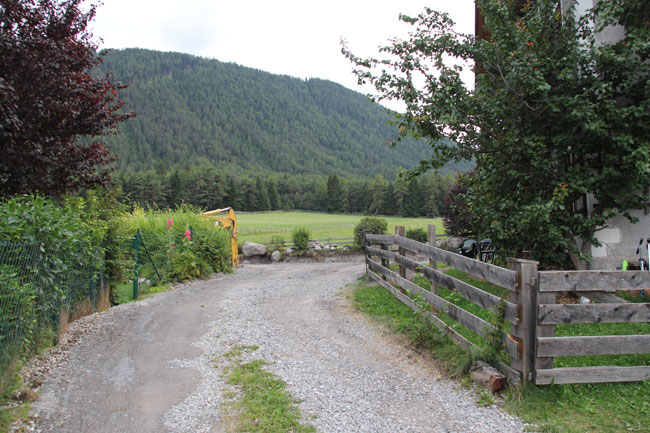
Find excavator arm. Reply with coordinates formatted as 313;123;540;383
202;207;239;267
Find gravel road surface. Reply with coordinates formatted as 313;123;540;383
26;256;526;433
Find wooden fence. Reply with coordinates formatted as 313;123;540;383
365;226;650;385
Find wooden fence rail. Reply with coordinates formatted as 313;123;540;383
365;226;650;386
533;269;650;385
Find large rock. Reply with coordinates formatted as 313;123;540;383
271;250;281;262
242;241;267;257
445;236;465;250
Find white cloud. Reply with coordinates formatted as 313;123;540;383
90;0;475;97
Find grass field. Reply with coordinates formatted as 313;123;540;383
236;211;444;244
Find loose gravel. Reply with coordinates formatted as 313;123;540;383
22;256;527;433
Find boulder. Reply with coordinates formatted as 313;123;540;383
285;248;294;254
271;250;281;262
445;236;465;250
242;241;267;257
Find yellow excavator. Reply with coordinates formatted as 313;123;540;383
202;207;239;267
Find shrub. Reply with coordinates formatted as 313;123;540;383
443;174;475;237
353;216;388;248
292;227;310;251
120;205;232;283
406;228;428;243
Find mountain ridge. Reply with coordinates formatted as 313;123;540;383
97;48;468;178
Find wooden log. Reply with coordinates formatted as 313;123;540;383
538;303;650;324
537;335;650;357
470;361;507;392
538;270;650;292
536;366;650;385
394;236;519;291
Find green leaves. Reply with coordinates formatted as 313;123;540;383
345;0;650;268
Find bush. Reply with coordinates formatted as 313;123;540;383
354;216;388;248
443;173;475;237
292;227;310;251
406;228;428;243
120;205;232;283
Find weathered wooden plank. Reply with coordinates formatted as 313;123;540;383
394;236;518;291
367;257;494;336
539;270;650;292
366;247;519;324
422;265;520;325
537;335;650;357
497;361;522;386
366;234;396;245
538;303;650;324
536;366;650;385
367;269;475;350
366;246;396;261
428;224;439;297
535;291;556;371
366;257;521;360
396;226;406;279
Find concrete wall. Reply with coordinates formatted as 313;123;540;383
592;210;650;270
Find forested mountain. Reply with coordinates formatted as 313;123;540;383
97;48;467;178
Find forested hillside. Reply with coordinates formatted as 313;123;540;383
98;48;467;178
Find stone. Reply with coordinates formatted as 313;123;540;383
285;248;294;254
445;236;465;250
271;250;281;262
242;241;267;257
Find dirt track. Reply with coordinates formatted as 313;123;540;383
27;256;524;433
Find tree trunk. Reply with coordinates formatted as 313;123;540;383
565;233;591;270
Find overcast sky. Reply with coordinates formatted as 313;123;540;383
90;0;475;101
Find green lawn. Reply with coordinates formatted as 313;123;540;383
236;211;444;244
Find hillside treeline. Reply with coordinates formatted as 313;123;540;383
113;165;454;217
96;48;470;179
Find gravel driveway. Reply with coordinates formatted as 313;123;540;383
26;256;525;433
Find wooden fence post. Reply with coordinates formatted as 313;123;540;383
380;242;389;281
428;224;438;296
396;226;406;279
508;258;539;382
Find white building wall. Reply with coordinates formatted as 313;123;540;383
560;0;645;269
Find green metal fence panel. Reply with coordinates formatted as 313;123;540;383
0;241;104;392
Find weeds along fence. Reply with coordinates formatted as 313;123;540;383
0;241;108;391
365;226;650;385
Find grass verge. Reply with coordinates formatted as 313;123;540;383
0;374;31;433
218;345;316;433
351;275;650;433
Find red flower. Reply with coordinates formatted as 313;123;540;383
184;229;191;241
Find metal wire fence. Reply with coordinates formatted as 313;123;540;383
0;241;105;391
